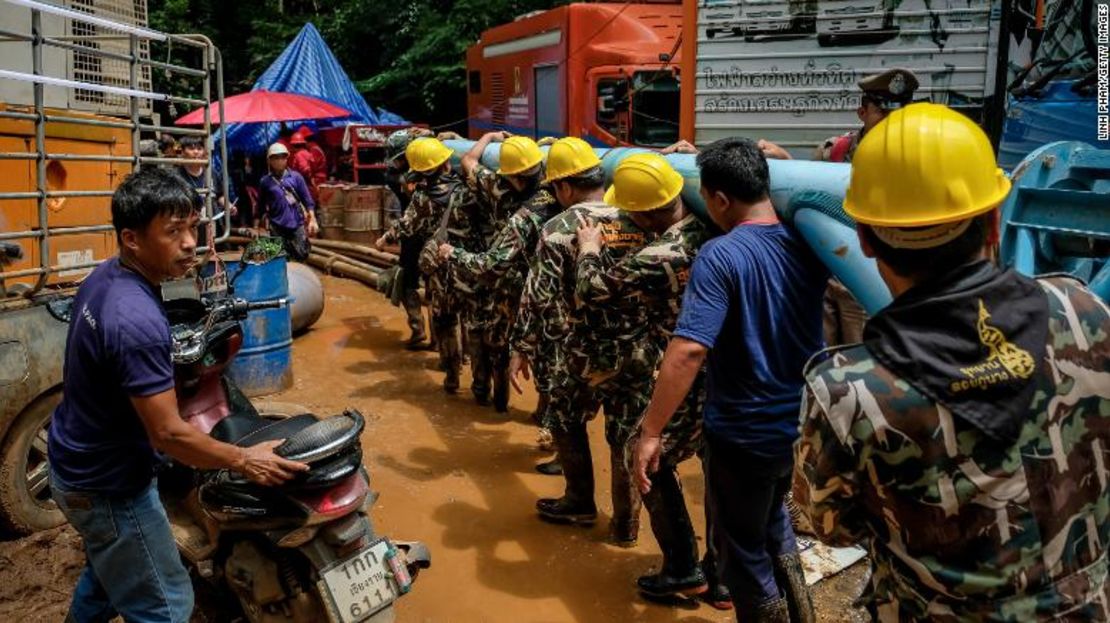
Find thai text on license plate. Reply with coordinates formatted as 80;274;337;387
319;539;397;623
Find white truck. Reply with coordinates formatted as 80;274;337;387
684;0;1004;155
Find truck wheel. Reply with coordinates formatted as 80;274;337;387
0;391;64;535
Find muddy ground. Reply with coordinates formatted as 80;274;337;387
0;273;867;622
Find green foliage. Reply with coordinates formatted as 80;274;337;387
147;0;565;126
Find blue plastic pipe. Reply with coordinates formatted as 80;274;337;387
443;139;892;314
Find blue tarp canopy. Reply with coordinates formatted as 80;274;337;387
221;23;407;155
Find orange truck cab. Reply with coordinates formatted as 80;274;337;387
466;2;682;148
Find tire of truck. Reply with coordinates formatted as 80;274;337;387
0;390;64;535
706;28;717;39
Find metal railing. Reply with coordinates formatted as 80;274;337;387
0;0;229;296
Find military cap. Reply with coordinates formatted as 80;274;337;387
858;68;919;109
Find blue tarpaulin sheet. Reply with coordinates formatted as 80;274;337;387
220;23;407;156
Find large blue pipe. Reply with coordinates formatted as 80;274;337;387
443;140;892;314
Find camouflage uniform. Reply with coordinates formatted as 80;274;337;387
451;182;561;403
573;212;714;576
389;171;473;379
459;164;551;401
515;202;650;533
382;174;427;344
795;275;1110;622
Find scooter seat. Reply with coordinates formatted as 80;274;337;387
209;409;365;465
209;412;319;447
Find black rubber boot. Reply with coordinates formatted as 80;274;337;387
538;423;595;524
535;497;597;525
534;459;563;476
443;362;460;394
492;364;510;413
641;463;699;578
636;567;707;598
531;393;549;426
609;519;638;549
699;557;733;611
774;552;816;623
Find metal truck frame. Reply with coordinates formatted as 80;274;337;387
0;0;228;534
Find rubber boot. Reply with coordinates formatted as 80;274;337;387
641;464;699;574
700;551;732;610
468;327;491;405
774;552;816;623
443;361;460;394
537;423;596;525
752;596;791;623
700;504;733;610
534;459;562;476
531;393;549;427
609;445;641;547
636;567;708;599
434;314;460;393
402;290;427;349
492;363;510;413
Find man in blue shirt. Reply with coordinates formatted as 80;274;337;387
633;138;828;622
258;142;317;261
49;167;307;623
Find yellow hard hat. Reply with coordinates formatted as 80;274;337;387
406;137;453;173
497;136;544;176
844;103;1012;227
604;153;684;212
544;137;602;183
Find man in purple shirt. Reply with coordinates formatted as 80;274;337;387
49;167;307;623
258;142;317;261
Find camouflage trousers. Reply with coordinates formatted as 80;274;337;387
427;267;460;374
464;314;508;402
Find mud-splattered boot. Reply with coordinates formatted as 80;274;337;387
774;552;815;623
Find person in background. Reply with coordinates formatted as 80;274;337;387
158;133;179;160
794;103;1110;622
758;68;920;162
48;168;306;623
304;130;328;188
288;133;318;204
176;135;235;220
381;128;435;349
634;138;827;622
258;142;317;261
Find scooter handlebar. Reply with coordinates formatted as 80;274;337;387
244;298;287;312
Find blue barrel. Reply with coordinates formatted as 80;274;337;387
210;253;294;397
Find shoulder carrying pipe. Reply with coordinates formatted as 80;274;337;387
443;139;891;314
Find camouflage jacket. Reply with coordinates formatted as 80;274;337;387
572;212;712;450
381;173;455;244
457;164;557;333
571;212;710;380
404;172;480;313
794;275;1110;622
466;164;534;243
510;202;648;360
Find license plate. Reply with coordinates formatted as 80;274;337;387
319;539;397;623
